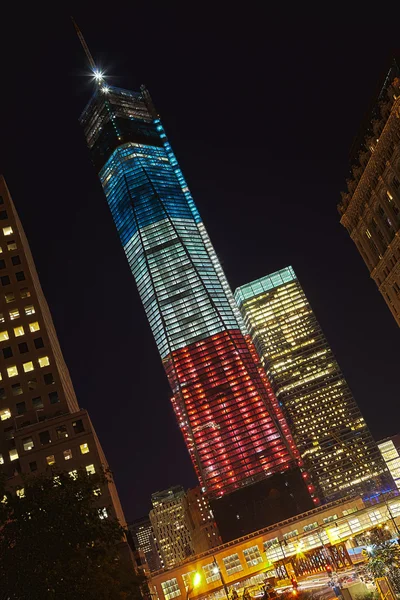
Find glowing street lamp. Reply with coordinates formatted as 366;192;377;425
186;572;202;600
212;558;229;599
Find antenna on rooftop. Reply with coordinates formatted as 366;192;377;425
71;17;104;83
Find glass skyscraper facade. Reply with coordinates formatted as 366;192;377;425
80;86;307;501
235;266;393;502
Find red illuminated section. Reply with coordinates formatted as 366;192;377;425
165;330;302;498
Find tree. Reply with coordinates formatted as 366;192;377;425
366;530;400;594
0;469;145;599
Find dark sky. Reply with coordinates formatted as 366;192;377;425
0;8;399;521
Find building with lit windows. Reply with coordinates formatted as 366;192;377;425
378;435;400;491
150;494;400;600
338;63;400;326
150;486;195;568
129;516;163;572
185;487;222;553
79;81;314;538
0;176;131;555
234;267;393;503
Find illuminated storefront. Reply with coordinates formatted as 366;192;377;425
151;495;400;600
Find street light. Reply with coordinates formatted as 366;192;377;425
186;571;202;600
213;557;229;599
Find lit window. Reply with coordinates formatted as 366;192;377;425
14;326;24;337
93;488;102;496
0;330;9;341
0;313;4;323
7;240;17;250
7;366;18;378
29;322;40;332
0;408;11;421
161;578;181;600
23;361;34;373
22;436;34;451
38;356;50;368
86;464;95;475
20;287;30;298
9;449;19;461
56;426;68;440
3;227;13;236
63;449;73;460
222;553;243;575
69;470;78;480
25;305;35;316
16;488;25;498
243;545;263;567
80;442;90;454
0;454;3;464
5;292;15;303
0;247;2;253
202;564;220;584
46;455;55;465
98;507;108;519
9;308;19;320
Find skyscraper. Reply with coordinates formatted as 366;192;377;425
235;266;393;503
0;176;130;552
78;75;314;537
150;486;194;568
129;516;163;572
338;63;400;326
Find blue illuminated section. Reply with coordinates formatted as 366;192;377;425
100;140;243;358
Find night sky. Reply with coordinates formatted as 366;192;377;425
0;8;399;521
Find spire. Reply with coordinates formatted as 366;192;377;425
71;17;103;81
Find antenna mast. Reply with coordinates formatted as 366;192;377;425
71;17;97;72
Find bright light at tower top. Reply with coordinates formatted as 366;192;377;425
93;69;104;82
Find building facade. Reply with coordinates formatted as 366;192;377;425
129;516;163;572
150;494;400;600
185;486;222;553
378;435;400;491
0;176;130;551
150;486;195;568
234;266;392;503
338;64;400;325
79;83;315;535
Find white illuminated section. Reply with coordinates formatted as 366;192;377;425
378;439;400;490
101;85;110;94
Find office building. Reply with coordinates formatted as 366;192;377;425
378;435;400;491
338;63;400;325
79;77;314;538
185;486;222;553
129;516;163;572
235;266;393;503
150;486;194;568
0;176;130;555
